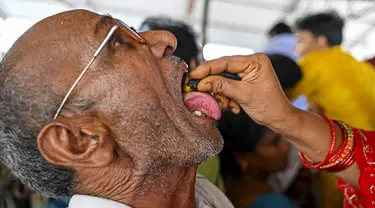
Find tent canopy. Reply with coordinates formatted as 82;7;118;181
1;0;375;60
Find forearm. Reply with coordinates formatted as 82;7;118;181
269;107;359;186
272;107;339;160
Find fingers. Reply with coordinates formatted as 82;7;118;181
229;100;241;114
215;94;230;109
197;75;241;101
215;94;240;114
190;53;269;79
190;53;275;117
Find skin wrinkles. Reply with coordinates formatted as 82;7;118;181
1;9;222;207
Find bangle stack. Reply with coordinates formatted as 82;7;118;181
299;116;356;173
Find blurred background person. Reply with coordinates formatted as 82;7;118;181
261;21;308;113
293;11;375;131
218;109;294;208
292;11;375;208
264;55;315;208
218;54;317;208
365;56;375;67
262;22;298;61
139;16;200;70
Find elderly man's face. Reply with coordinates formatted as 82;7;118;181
8;10;222;173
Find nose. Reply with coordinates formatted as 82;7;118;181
140;30;177;59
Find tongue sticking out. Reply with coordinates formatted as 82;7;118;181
183;92;221;120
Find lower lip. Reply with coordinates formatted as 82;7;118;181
193;116;216;125
184;108;216;126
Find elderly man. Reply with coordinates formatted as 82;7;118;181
0;10;233;208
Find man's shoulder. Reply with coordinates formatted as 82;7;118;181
195;174;234;208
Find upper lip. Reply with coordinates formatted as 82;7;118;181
178;63;188;95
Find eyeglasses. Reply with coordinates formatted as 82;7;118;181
53;20;147;119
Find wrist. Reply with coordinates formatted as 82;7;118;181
268;105;304;138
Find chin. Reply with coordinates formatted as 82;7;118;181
202;133;223;158
186;130;223;166
157;128;223;169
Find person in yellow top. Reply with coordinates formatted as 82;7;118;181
293;12;375;130
293;46;375;130
292;11;375;208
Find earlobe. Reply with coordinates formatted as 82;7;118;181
37;116;115;168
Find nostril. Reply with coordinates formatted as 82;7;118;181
164;45;175;56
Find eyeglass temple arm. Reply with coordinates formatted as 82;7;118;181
53;24;119;120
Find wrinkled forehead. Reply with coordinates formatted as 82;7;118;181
2;10;119;99
5;10;116;77
8;10;113;63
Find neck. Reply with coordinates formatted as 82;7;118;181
77;164;198;208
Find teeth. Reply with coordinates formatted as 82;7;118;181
193;110;203;116
193;110;207;117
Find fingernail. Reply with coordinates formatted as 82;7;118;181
198;81;212;92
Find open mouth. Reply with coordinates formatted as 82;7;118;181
180;70;222;120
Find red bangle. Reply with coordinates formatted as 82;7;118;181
299;116;337;169
320;123;349;169
300;120;356;172
325;122;356;172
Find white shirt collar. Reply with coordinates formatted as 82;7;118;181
69;195;131;208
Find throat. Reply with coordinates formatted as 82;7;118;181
127;166;198;208
76;165;198;208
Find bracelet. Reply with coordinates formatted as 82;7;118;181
299;119;356;172
325;121;355;172
320;122;350;169
299;116;337;169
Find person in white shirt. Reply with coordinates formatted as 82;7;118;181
0;10;232;208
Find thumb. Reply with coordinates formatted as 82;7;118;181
197;75;241;101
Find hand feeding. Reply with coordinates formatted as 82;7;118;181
183;72;241;93
181;70;237;121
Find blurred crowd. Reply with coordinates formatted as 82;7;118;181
1;9;375;208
